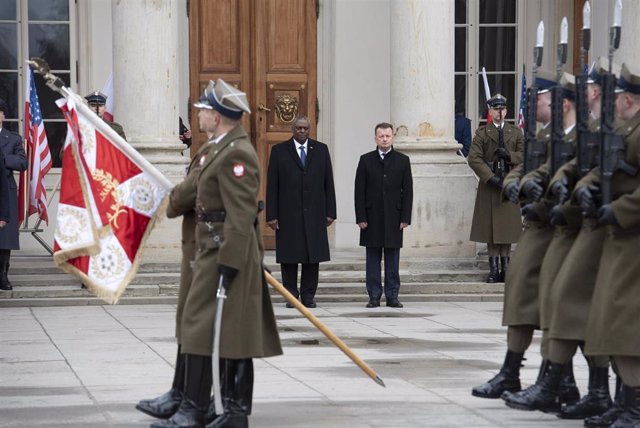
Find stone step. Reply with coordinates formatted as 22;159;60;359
0;281;502;301
0;293;503;308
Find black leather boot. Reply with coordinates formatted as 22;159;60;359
558;366;612;419
472;350;523;398
206;358;253;428
498;257;509;282
152;354;211;428
504;361;565;412
136;347;186;419
558;359;581;406
205;359;233;424
611;384;640;428
585;375;625;427
486;257;499;283
0;262;11;291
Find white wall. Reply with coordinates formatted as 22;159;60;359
330;0;391;249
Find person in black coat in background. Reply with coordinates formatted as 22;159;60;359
266;116;337;308
0;148;9;228
355;122;413;308
0;98;27;291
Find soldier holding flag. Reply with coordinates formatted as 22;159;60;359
153;79;282;428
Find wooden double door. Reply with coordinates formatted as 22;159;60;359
188;0;317;248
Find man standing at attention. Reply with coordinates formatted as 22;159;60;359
468;94;524;283
266;116;337;308
354;122;413;308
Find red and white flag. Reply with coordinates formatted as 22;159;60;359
53;96;171;304
101;73;114;122
18;68;52;225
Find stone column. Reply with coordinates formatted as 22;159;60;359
112;0;186;260
390;0;476;257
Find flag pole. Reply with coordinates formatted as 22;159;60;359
264;270;386;387
26;58;173;190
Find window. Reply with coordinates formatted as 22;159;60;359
454;0;524;130
0;0;76;167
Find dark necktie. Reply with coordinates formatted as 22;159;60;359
299;146;306;166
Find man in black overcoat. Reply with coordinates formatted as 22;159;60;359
0;98;27;291
266;116;337;308
354;122;413;308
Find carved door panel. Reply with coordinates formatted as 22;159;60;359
189;0;317;249
254;0;317;248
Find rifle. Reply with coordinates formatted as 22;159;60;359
549;17;574;178
575;2;600;178
524;21;546;173
599;1;637;205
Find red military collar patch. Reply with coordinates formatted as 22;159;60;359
233;163;245;177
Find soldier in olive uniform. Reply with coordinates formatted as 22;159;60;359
503;73;583;412
583;63;640;428
468;94;524;283
154;80;282;428
541;59;615;421
84;91;127;140
472;72;554;400
136;135;216;421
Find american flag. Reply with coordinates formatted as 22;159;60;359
18;68;52;225
517;67;527;130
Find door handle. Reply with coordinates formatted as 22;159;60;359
257;103;271;112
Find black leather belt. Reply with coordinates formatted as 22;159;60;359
196;211;226;223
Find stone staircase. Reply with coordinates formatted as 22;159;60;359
0;249;501;307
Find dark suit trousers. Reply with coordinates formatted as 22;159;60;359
280;263;319;304
365;247;400;302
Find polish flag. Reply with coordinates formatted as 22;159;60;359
101;73;114;122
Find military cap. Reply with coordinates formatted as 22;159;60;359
558;72;576;101
587;57;620;86
0;98;7;114
193;79;251;119
616;63;640;95
487;93;507;109
85;91;107;105
534;70;556;94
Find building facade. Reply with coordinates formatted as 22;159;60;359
2;0;639;259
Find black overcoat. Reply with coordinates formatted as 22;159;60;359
354;148;413;248
0;128;27;249
266;138;337;264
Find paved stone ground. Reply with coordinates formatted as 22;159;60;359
0;302;598;427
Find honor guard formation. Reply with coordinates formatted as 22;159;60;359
471;6;640;428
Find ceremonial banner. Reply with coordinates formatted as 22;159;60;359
518;67;527;130
53;97;171;303
18;68;52;225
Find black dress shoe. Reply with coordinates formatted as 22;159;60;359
136;388;183;419
285;302;294;308
386;299;403;308
303;300;317;308
366;301;380;308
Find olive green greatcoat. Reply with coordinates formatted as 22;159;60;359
546;120;606;340
468;122;524;243
501;127;552;328
586;110;640;357
166;142;214;342
533;128;582;330
181;125;282;359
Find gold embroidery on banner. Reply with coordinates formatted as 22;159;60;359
79;121;96;156
89;241;127;280
55;206;88;244
275;95;298;123
93;169;127;228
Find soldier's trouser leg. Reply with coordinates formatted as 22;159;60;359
136;345;186;419
280;263;300;300
471;325;533;399
611;356;640;428
151;354;211;428
0;249;11;290
549;340;613;419
497;244;511;282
